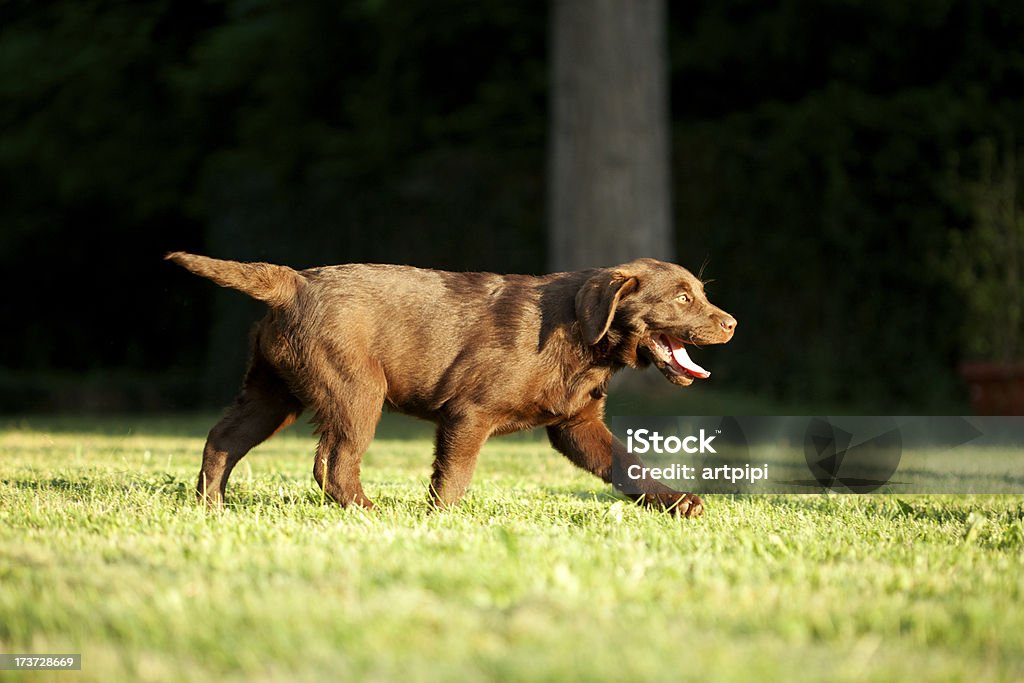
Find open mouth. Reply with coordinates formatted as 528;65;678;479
650;334;711;380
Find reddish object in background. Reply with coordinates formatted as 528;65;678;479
960;362;1024;415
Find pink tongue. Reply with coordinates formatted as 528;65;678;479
666;336;710;378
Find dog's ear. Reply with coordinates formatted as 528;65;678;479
575;269;639;346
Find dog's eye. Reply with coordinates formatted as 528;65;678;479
676;293;690;304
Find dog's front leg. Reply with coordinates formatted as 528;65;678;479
429;413;492;509
547;401;704;518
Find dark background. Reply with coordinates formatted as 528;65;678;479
2;0;1022;413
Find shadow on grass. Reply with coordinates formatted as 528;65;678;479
7;474;194;502
6;477;96;495
0;411;436;440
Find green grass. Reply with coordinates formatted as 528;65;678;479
1;413;1023;682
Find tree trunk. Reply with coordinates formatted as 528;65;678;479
548;0;673;272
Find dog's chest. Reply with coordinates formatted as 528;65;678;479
492;384;604;436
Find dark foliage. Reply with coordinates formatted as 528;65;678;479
0;0;1020;410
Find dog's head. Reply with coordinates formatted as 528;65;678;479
575;258;736;386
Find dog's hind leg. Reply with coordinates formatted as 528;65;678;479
310;373;385;510
197;356;302;507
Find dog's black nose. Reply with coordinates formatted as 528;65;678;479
720;315;737;333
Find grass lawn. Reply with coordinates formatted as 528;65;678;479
1;412;1023;682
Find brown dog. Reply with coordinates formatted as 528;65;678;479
167;253;736;517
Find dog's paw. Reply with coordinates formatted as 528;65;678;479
678;492;704;518
635;491;704;518
666;492;704;518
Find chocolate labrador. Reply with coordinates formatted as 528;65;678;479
167;253;736;517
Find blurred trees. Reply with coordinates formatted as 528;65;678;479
0;0;547;406
668;0;1024;407
0;0;1021;411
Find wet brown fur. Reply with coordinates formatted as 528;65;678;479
166;252;736;517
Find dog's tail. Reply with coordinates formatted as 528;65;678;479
165;252;302;307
